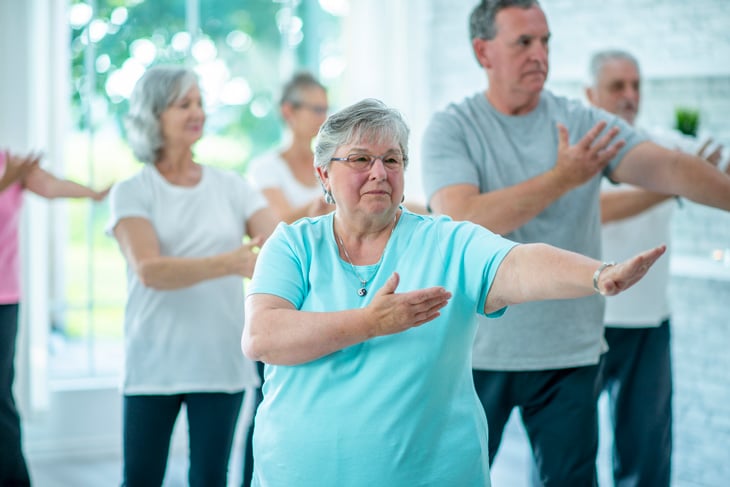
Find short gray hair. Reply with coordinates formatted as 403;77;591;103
313;98;410;173
125;65;199;164
588;49;640;87
469;0;540;42
280;71;326;107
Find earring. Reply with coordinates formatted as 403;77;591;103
325;190;335;205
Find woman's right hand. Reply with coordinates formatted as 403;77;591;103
229;236;265;279
367;272;452;337
1;150;40;189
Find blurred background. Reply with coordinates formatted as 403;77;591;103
1;0;728;485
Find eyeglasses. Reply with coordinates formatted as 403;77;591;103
330;153;407;172
293;102;328;115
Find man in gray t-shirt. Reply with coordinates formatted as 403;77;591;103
422;1;730;486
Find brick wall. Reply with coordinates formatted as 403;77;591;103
425;1;730;484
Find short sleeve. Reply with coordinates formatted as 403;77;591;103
421;109;482;205
248;152;286;191
228;171;268;221
247;223;309;308
105;176;150;236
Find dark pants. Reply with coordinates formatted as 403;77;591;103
473;364;602;487
0;303;31;487
122;391;244;487
242;361;264;487
602;320;672;487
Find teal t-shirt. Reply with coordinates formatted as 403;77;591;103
247;210;517;486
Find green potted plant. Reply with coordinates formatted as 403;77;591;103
675;107;700;137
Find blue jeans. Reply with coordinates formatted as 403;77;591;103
122;391;244;487
602;320;672;487
0;303;31;487
473;365;601;487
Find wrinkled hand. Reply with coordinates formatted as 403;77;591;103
367;272;452;337
2;150;41;184
597;245;667;296
230;236;265;278
553;121;625;190
695;138;723;166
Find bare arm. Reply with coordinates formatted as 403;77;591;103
245;206;278;242
242;272;451;365
484;243;666;314
612;141;730;211
431;121;624;234
24;166;109;201
600;188;673;223
113;217;263;289
261;187;333;223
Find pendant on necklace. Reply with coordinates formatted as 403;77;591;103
358;287;368;297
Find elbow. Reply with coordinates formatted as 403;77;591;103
241;326;265;362
242;312;265;361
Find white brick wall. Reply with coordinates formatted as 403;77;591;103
423;1;730;485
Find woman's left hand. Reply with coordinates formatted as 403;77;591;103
366;272;452;337
596;244;667;296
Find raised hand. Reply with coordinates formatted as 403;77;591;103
1;150;41;189
596;244;667;296
695;138;723;166
367;272;452;337
553;121;626;190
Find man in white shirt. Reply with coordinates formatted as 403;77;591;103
586;48;728;487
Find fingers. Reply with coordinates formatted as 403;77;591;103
696;138;713;157
556;123;569;150
576;120;607;150
706;146;723;166
396;287;451;327
590;127;623;162
375;272;400;296
605;244;667;296
637;244;667;264
246;236;265;249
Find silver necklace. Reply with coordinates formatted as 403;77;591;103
336;215;397;297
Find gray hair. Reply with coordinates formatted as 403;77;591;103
125;65;199;164
588;49;640;87
313;99;410;203
280;71;326;107
469;0;540;41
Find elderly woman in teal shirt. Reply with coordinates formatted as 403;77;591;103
242;98;664;486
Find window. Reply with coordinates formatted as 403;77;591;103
51;0;346;381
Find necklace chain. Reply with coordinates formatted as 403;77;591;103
336;215;397;297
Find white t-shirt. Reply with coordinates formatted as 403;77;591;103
107;164;266;394
247;150;322;207
601;127;693;327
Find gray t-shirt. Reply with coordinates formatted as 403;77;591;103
421;90;647;370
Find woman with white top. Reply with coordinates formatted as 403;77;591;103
107;65;276;487
247;72;333;223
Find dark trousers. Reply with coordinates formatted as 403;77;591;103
0;303;31;487
241;361;264;487
473;364;602;487
122;391;244;487
602;320;672;487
